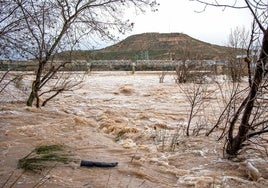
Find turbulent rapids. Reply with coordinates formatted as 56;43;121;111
0;71;267;187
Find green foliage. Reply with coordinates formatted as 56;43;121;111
18;145;71;173
34;144;63;154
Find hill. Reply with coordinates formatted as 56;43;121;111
57;33;232;60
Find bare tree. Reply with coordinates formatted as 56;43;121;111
0;1;24;59
0;70;12;94
192;0;268;157
174;41;196;83
0;2;26;97
2;0;158;107
178;83;210;136
226;26;249;82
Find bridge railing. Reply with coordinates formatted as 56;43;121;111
0;59;225;72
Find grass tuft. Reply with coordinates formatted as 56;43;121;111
35;145;63;154
18;144;71;173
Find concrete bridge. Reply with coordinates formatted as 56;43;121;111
0;59;226;72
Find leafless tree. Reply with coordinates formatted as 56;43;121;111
206;81;249;138
0;70;12;94
174;41;197;83
2;0;158;107
174;40;213;83
175;62;194;83
226;26;249;82
0;1;25;96
192;0;268;157
178;83;210;136
0;1;25;59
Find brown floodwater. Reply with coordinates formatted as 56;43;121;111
0;71;267;187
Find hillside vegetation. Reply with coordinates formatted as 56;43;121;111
57;33;232;60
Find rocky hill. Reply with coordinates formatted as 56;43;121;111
57;33;231;60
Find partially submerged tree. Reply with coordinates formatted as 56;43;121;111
226;26;249;82
174;39;214;84
178;82;210;136
0;2;26;97
2;0;158;107
192;0;268;156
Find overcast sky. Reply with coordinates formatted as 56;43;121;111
135;0;253;43
108;0;251;47
88;0;252;49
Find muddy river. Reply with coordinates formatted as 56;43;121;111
0;71;267;187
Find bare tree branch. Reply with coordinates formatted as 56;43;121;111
194;0;268;157
4;0;158;107
190;0;247;13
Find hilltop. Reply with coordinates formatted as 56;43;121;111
57;33;231;60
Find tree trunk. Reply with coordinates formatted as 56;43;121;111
26;61;45;107
226;28;268;156
26;90;35;106
186;104;194;136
